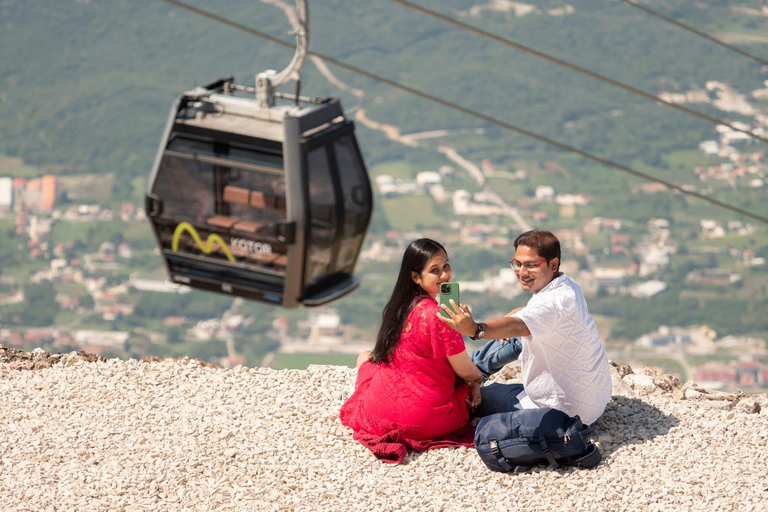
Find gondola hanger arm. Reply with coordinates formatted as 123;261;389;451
256;0;308;108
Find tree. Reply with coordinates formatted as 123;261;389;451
166;326;184;344
19;281;60;326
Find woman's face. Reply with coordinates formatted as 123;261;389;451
412;250;452;297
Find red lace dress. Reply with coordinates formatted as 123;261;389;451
339;296;474;462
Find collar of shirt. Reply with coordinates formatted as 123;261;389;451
533;271;565;295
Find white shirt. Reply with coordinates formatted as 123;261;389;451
512;273;611;425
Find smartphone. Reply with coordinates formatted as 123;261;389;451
438;282;460;318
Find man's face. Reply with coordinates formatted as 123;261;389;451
513;245;558;293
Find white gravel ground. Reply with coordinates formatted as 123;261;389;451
1;353;767;512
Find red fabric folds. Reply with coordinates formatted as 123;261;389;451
340;297;475;463
350;423;476;464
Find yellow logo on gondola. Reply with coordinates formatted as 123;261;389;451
172;222;235;263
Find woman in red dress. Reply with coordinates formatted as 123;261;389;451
339;239;483;462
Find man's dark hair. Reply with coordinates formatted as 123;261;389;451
514;230;561;271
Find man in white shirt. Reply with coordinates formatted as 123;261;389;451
439;229;612;425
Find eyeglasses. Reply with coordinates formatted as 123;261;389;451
509;258;547;271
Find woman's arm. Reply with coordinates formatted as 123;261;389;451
447;351;483;385
356;350;371;369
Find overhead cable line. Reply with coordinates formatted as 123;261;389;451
389;0;768;146
157;0;768;225
618;0;768;68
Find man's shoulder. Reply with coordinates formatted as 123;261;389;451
530;275;586;314
537;274;577;298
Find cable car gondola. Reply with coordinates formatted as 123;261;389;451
145;3;373;307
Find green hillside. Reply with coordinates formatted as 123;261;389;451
1;0;766;203
2;0;768;365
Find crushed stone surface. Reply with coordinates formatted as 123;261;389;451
1;345;767;511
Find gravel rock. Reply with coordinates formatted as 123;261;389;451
623;374;656;394
1;345;767;511
609;361;633;378
0;345;104;370
635;367;682;392
487;361;522;383
611;374;636;397
685;388;704;400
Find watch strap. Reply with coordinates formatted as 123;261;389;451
471;322;486;340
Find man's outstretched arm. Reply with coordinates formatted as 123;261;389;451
438;300;531;339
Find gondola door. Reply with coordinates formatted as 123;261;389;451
298;122;373;306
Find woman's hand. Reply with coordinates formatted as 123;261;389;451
437;299;478;337
466;381;482;410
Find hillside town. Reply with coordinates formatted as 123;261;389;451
2;76;768;392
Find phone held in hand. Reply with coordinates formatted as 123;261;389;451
438;282;460;318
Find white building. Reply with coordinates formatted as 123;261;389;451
639;245;671;276
0;177;12;209
375;175;397;196
700;219;725;239
593;267;629;289
636;326;691;348
189;319;220;341
699;140;720;155
555;193;590;206
415;171;441;188
50;258;68;274
535;186;555;202
130;278;191;294
309;312;343;345
428;184;450;203
73;330;129;350
629;280;667;298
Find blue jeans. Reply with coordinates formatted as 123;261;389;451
471;338;523;381
475;382;525;417
471;338;525;418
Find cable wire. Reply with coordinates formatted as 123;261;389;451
618;0;768;68
157;0;768;225
389;0;768;146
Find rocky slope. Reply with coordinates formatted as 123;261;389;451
1;345;766;511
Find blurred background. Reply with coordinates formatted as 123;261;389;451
1;0;768;392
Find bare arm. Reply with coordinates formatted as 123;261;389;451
446;350;482;384
438;299;531;339
483;315;531;339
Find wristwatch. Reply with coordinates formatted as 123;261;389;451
470;322;486;340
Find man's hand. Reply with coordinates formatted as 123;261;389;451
437;299;477;337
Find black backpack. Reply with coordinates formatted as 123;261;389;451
474;407;601;473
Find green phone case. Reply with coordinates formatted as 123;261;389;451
438;282;460;318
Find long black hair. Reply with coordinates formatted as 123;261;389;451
369;238;448;364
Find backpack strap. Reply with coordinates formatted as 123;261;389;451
538;436;560;469
561;442;602;469
489;436;564;472
576;423;595;444
488;439;513;472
